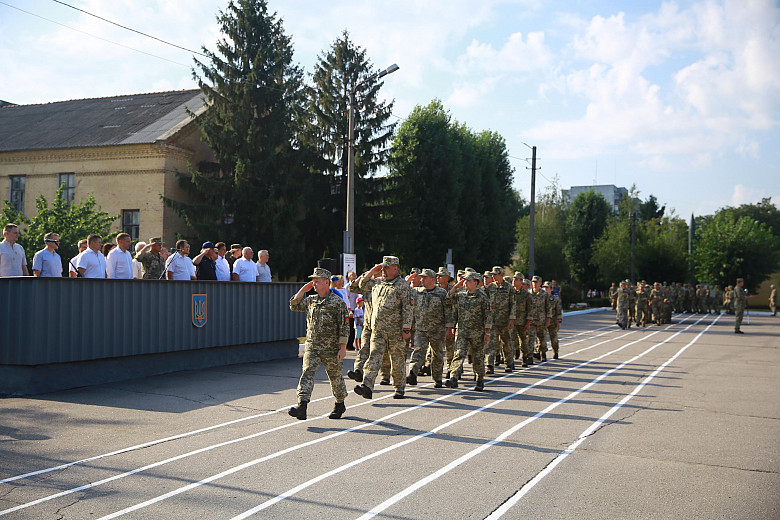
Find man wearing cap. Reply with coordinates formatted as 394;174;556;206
649;282;664;325
227;244;242;270
528;275;551;361
511;273;532;366
543;281;563;359
354;255;413;400
733;277;749;334
485;266;516;373
614;280;630;329
445;271;492;390
347;271;377;383
193;242;218;280
635;282;650;327
769;284;777;317
407;268;450;387
288;267;349;420
135;237;166;279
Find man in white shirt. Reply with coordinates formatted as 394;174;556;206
166;240;196;280
32;232;63;277
132;241;146;279
69;239;88;277
256;249;272;282
232;246;258;282
215;241;231;281
106;232;134;279
0;223;30;277
77;234;107;278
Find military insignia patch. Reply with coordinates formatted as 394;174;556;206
192;294;207;328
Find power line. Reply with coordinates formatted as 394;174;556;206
51;0;209;58
0;1;190;67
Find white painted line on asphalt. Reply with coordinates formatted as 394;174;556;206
484;313;722;520
355;314;711;520
0;318;678;517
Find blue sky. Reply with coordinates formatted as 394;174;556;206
1;0;778;219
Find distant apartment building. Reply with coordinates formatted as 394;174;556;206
0;90;214;245
561;184;628;212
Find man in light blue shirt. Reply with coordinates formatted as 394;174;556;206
32;232;63;277
77;234;107;278
256;249;272;282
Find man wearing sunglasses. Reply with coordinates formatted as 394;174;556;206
32;232;63;277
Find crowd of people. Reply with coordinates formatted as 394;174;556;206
0;224;273;282
287;257;564;420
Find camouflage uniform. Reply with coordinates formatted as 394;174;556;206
447;286;492;383
484;278;517;370
409;283;450;383
545;290;563;356
733;281;747;333
649;285;664;324
359;271;413;392
136;250;165;280
627;285;637;325
615;285;630;329
290;290;349;403
348;277;374;375
528;283;551;360
513;280;532;365
769;285;777;316
635;286;650;327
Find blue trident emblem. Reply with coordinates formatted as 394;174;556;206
192;294;207;327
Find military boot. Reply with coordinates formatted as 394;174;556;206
354;384;373;399
406;371;417;386
486;365;494;375
288;400;308;420
329;402;346;419
474;380;485;391
347;369;363;382
444;378;458;388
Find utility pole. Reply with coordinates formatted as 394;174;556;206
529;145;537;276
630;210;636;284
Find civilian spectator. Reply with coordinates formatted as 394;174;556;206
214;242;231;281
166;240;195;280
232;247;257;282
69;239;88;277
161;247;170;262
135;237;166;280
256;249;272;282
552;279;561;299
0;223;29;277
132;241;146;279
101;242;115;257
77;234;107;278
194;241;218;280
107;233;133;279
344;270;358;350
354;295;365;351
32;232;63;277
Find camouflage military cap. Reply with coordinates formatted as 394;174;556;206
308;267;332;279
542;281;551;288
513;271;524;279
464;271;482;281
464;267;477;273
419;268;436;278
491;266;503;275
149;237;164;245
457;269;465;277
483;271;493;278
531;275;542;282
504;276;513;283
381;256;400;266
736;277;744;283
410;267;420;274
436;267;452;277
523;279;531;285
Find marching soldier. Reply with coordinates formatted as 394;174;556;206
485;266;517;373
528;275;551;362
770;284;777;316
615;280;630;329
542;281;562;359
407;269;450;388
354;256;413;400
635;282;650;327
288;267;349;421
511;273;532;367
445;272;492;390
347;271;377;384
649;282;664;325
733;278;748;334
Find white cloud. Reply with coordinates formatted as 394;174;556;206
731;184;780;207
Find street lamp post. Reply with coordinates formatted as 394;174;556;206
344;63;399;255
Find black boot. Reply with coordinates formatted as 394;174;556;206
474;380;484;391
406;371;417;386
288;400;308;420
347;369;363;382
379;378;392;385
486;365;494;375
354;384;373;399
444;378;458;388
329;401;346;419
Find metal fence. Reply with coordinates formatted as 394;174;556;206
0;277;306;365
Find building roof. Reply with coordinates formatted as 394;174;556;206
0;89;207;153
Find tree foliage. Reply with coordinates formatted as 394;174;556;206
514;178;565;279
692;209;780;292
1;186;118;273
564;190;611;288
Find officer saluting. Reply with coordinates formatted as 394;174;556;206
288;267;350;420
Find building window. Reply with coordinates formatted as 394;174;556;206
58;173;75;206
122;210;140;241
9;176;25;213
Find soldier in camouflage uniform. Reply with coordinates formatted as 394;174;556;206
528;275;551;361
354;256;413;400
769;284;777;316
511;273;532;367
649;282;664;324
614;280;630;329
542;281;563;359
733;278;747;334
134;237;166;280
347;271;377;383
711;285;722;314
485;266;517;372
406;269;451;388
288;267;349;420
627;282;636;327
608;282;618;310
635;282;650;327
444;272;492;390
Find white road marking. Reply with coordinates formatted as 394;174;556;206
484;313;722;519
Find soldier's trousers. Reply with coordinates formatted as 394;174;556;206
636;303;650;326
617;307;628;329
519;325;533;363
528;320;547;358
770;300;776;316
297;342;347;403
449;332;485;382
546;323;560;354
380;350;392;380
486;324;514;368
353;327;372;373
362;329;406;392
651;303;662;324
735;306;744;331
410;330;446;382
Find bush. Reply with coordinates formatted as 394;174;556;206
559;284;582;309
587;297;611;308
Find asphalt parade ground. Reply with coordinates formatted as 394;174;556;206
1;311;779;519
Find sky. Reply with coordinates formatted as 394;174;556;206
1;0;778;219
